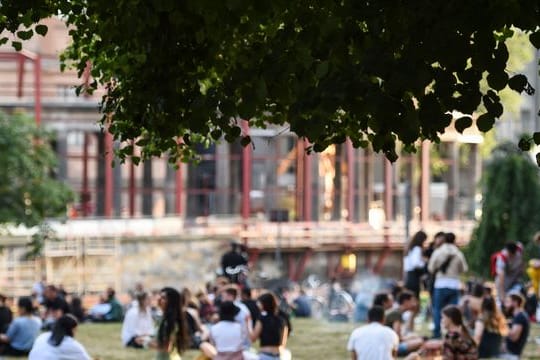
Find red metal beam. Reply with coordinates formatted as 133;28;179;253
295;139;304;220
346;139;354;221
104;130;114;217
175;163;183;215
82;133;90;217
241;121;251;221
16;54;25;98
129;153;136;217
384;159;393;221
33;55;41;125
293;248;313;281
303;140;312;221
420;140;430;224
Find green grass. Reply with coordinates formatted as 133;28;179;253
8;318;540;359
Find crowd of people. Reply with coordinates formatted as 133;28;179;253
348;230;540;359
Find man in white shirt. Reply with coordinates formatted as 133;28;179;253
347;306;399;360
221;285;252;350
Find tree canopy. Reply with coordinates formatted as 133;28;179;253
0;111;73;227
1;1;540;162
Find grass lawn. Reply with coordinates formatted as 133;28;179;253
69;318;540;359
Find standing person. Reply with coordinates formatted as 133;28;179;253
421;305;477;359
493;242;524;302
149;287;189;360
0;297;42;356
473;296;508;359
423;231;446;297
0;294;13;334
347;306;399;360
250;292;289;360
502;293;530;359
32;276;47;304
121;292;154;348
29;314;91;360
221;242;248;284
403;230;428;299
241;288;261;327
526;232;540;296
428;232;468;338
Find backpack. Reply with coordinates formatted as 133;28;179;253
490;251;507;277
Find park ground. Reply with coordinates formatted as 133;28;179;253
16;318;540;360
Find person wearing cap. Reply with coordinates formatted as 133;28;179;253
210;301;244;360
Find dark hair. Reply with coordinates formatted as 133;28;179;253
373;293;391;307
219;301;240;322
505;242;518;255
509;293;524;307
445;232;456;244
158;287;189;354
471;283;484;298
368;306;385;323
407;231;428;253
241;287;252;299
18;296;33;314
442;305;473;342
397;290;414;305
136;292;148;312
106;288;115;301
434;231;446;239
48;314;78;346
258;292;278;315
224;286;238;299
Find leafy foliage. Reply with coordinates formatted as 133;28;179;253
466;143;540;278
0;111;73;227
1;1;540;161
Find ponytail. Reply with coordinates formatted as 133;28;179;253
48;314;78;347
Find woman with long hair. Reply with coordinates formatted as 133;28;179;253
403;230;428;299
473;296;508;358
250;292;289;360
29;314;91;359
121;291;154;348
150;287;189;360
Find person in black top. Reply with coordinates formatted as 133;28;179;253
0;294;12;334
42;286;70;330
241;288;260;327
220;242;248;284
250;292;288;360
503;293;530;357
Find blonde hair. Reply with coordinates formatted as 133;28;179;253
481;297;508;336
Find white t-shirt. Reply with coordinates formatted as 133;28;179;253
121;306;155;345
347;322;399;360
404;246;425;272
29;332;91;360
210;321;243;352
233;301;251;349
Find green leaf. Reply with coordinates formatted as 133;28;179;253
530;31;540;49
16;29;33;40
518;137;532;151
315;61;329;79
35;24;48;36
476;113;495;132
533;132;540;145
455;116;472;133
240;135;251;147
486;71;508;91
11;41;22;51
508;74;528;93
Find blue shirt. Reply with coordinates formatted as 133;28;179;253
6;316;41;350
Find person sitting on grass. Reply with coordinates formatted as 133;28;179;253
29;314;91;359
414;305;477;360
384;290;423;357
89;287;124;322
121;291;154;348
148;287;189;360
0;296;42;357
502;292;530;359
347;305;399;360
473;296;508;359
210;301;244;360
